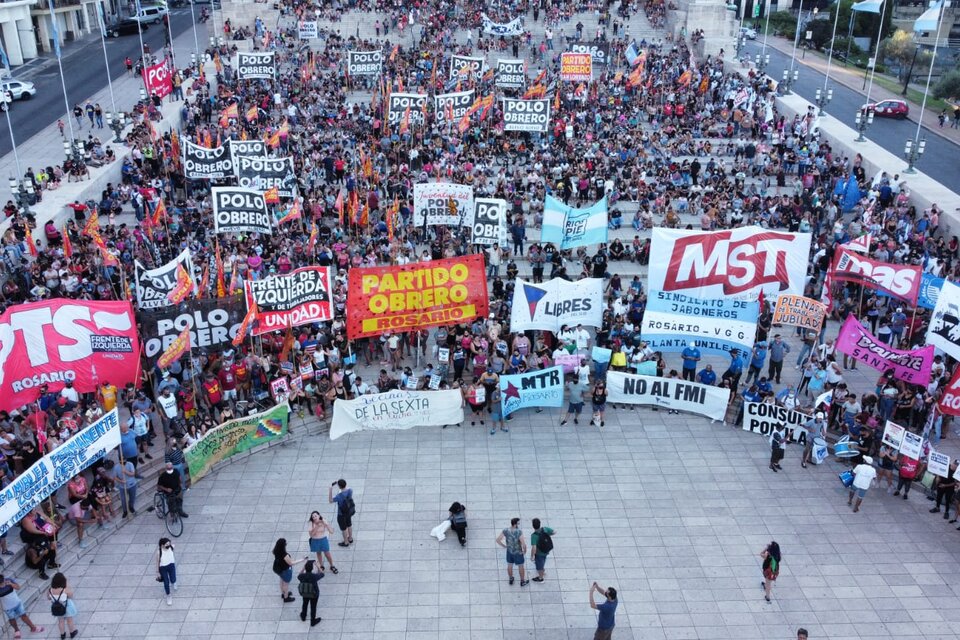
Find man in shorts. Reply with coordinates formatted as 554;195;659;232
495;518;528;586
848;456;877;513
560;377;587;425
328;479;354;547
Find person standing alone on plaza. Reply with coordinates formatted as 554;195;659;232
307;511;337;573
760;541;781;603
848;456;877;512
155;537;178;605
589;582;618;639
328;479;355;547
495;518;529;586
530;518;555;582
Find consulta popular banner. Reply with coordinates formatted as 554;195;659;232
244;266;334;335
742;401;811;445
346;255;489;339
184;403;289;482
606;371;728;421
331;389;465;439
836;315;934;385
771;294;827;330
0;300;140;412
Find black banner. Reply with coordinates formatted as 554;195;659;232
183;140;233;180
434;90;474;124
496;59;525;89
570;41;611;65
228;139;267;160
134;249;195;310
502;98;550;132
450;55;485;81
212;187;272;235
244;267;334;335
472;198;506;246
235;156;297;197
347;50;383;76
237;52;276;79
387;93;427;126
139;297;246;364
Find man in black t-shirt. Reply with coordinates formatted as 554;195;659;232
157;463;188;518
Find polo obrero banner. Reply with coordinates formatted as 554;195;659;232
346;255;489;339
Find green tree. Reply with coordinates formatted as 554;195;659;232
879;29;933;84
933;70;960;100
830;0;893;47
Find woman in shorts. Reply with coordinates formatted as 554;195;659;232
590;381;608;427
307;511;337;574
464;381;486;428
489;387;507;435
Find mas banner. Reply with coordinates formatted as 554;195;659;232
640;293;759;356
836;315;934;385
212;187;271;235
183;139;234;179
648;227;811;299
502;98;550;132
387;93;428;127
560;52;592;81
741;402;810;445
0;409;120;536
244;266;334;335
481;14;523;36
237;51;276;79
413;182;474;227
134;249;196;310
330;389;464;439
298;20;318;39
570;41;611;65
541;195;608;249
450;54;485;80
185;403;289;482
927;279;960;361
346;255;488;339
0;301;138;412
228;139;267;160
510;278;603;332
772;294;827;330
235;156;297;198
918;273;944;311
139;297;245;364
496;59;525;88
142;61;172;99
347;50;383;76
606;372;729;421
472;198;507;246
831;247;921;304
434;90;474;125
499;366;564;417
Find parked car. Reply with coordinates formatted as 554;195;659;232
0;80;35;100
106;17;149;37
131;4;168;24
862;99;909;119
740;27;758;40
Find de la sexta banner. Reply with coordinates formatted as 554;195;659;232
0;409;121;535
184;403;289;482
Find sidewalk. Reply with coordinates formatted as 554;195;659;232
761;35;960;145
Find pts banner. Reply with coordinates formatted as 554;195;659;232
346;255;488;339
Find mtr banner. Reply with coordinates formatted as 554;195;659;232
346;255;489;339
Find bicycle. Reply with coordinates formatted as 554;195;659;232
153;492;183;538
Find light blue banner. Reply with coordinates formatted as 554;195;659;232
591;346;611;364
641;292;759;356
498;366;565;417
541;195;608;250
918;273;943;310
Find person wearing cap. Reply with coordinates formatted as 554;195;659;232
848;456;877;513
680;341;700;382
890;307;907;344
97;381;119;413
801;412;826;468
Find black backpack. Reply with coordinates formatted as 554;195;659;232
297;577;318;599
343;496;356;517
537;530;554;554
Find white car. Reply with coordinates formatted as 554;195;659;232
131;4;169;24
1;80;35;100
740;27;758;40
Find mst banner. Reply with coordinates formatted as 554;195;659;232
331;389;465;439
237;51;276;79
235;155;297;197
212;187;272;234
244;266;334;335
510;278;603;332
742;402;810;445
450;54;485;80
347;50;383;76
434;90;474;125
472;198;507;246
836;315;934;385
927;279;960;361
228;139;266;160
346;255;489;339
831;247;921;305
183;139;234;179
496;59;525;88
772;294;827;330
139;297;245;364
502;98;550;132
648;227;811;299
185;403;289;482
412;182;474;227
0;409;120;536
560;52;592;81
541;195;608;249
387;93;427;126
499;366;565;417
0;301;138;412
142;61;172;99
606;372;728;421
134;249;196;310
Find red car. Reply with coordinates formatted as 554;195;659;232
862;99;909;119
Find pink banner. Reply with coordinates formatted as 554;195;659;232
835;315;933;385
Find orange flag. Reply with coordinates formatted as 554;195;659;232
215;242;227;298
166;263;194;304
335;190;344;225
307;221;318;253
82;207;100;237
152;198;167;227
264;186;280;204
157;327;192;369
62;225;73;258
245;105;258;122
24;225;37;257
232;301;258;347
196;264;209;299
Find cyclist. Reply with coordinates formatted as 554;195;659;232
156;463;189;519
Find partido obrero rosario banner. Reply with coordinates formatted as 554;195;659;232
346;255;489;339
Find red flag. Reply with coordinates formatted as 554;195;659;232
152;198;167;227
62;225;73;258
24;224;37;257
245;105;259;122
276;199;302;225
82;207;100;237
157;326;192;369
167;263;194;304
307;221;318;253
264;186;280;204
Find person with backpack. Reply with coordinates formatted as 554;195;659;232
296;560;323;626
530;518;555;582
760;541;781;603
328;479;355;547
48;572;78;639
448;502;468;546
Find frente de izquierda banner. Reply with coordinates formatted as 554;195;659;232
346;255;489;339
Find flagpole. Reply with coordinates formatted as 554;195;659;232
95;3;118;114
188;0;200;56
48;0;75;142
134;0;149;93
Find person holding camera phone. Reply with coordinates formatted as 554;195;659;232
328;479;355;547
155;537;177;605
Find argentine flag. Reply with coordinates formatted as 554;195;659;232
541;195;609;250
851;0;883;12
914;0;943;32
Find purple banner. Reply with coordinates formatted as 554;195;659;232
835;315;933;386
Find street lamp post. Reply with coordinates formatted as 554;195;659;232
755;52;769;75
903;138;926;173
854;109;874;141
781;68;799;94
9;177;33;215
815;87;833;115
106;111;126;144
